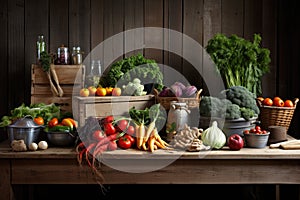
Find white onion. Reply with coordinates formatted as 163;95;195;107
38;141;48;150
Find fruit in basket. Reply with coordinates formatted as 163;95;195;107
227;134;244;150
263;97;273;106
273;97;284;107
284;99;294;107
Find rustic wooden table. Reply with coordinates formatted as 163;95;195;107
1;138;300;200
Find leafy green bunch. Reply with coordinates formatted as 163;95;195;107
0;103;60;127
100;54;163;91
206;33;271;96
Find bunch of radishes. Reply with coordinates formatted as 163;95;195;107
158;82;197;98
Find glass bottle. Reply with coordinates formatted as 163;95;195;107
85;60;95;87
36;35;46;63
93;60;102;87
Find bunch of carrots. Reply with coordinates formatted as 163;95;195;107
129;104;170;152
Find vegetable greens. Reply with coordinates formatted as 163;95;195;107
100;54;163;92
206;33;271;96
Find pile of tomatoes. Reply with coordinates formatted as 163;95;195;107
89;115;136;150
257;96;294;107
243;125;268;135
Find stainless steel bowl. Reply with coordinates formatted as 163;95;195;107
7;116;43;147
46;131;76;146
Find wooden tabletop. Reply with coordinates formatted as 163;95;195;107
1;137;300;160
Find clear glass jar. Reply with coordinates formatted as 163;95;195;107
71;46;82;65
85;60;102;87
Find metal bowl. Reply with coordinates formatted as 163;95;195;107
7;116;43;147
244;132;270;148
46;131;77;147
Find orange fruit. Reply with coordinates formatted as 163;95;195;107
106;87;114;96
263;98;273;106
96;87;107;96
284;100;294;107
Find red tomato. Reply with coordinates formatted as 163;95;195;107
117;119;129;132
104;115;114;124
104;123;116;135
284;100;294;107
92;130;106;141
117;136;132;149
48;117;59;128
263;98;273;106
108;140;118;151
243;130;249;134
273;97;284;107
34;117;44;125
124;134;135;146
126;125;135;135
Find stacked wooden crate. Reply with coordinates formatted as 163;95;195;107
31;64;85;113
73;95;155;127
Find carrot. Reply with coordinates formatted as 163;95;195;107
85;143;97;167
78;148;87;166
147;133;156;152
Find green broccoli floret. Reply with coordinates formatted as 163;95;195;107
219;86;260;114
224;101;241;120
200;96;224;117
240;107;257;121
216;98;242;119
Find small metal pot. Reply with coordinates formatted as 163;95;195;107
46;131;76;146
7;116;43;147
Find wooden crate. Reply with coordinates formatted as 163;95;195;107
73;95;155;127
31;64;85;113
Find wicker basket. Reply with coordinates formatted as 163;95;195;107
153;88;202;110
257;98;299;131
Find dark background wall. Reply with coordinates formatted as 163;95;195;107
0;0;299;138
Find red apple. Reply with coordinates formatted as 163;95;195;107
227;134;244;150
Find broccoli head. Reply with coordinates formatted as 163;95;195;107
225;103;241;120
219;86;260;114
240;107;257;121
200;96;224;117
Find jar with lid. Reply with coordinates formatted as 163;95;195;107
71;46;83;65
166;101;191;141
55;45;70;65
36;35;46;63
85;60;102;87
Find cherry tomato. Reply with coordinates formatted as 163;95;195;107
126;125;135;135
273;97;284;107
263;98;273;106
124;134;135;146
284;100;294;107
104;123;116;135
117;136;132;149
117;119;129;132
243;130;249;134
92;130;106;141
34;117;44;125
104;115;114;124
48;117;59;128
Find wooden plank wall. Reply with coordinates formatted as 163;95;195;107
0;0;299;138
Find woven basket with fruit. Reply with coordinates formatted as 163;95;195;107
256;96;299;131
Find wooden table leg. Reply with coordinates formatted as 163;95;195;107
0;159;13;200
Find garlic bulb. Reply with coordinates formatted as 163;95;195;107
201;121;226;149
